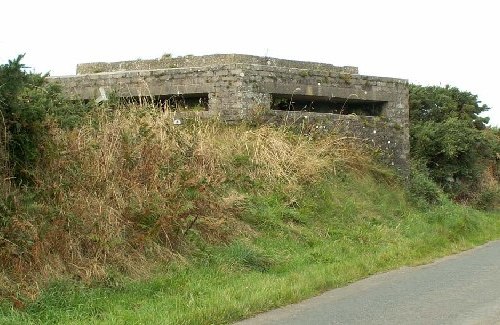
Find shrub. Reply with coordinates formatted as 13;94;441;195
409;84;499;201
0;55;88;184
472;188;500;211
0;55;48;183
407;162;445;207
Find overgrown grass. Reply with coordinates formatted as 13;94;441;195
0;105;370;298
1;106;499;324
1;178;499;324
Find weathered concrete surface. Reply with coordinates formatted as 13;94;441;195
75;54;359;75
235;240;500;325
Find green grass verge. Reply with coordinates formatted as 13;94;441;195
1;174;499;325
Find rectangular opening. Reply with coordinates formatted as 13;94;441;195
119;93;209;111
271;94;385;116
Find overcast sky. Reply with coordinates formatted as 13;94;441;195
2;0;499;126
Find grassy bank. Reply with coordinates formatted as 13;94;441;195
1;106;499;324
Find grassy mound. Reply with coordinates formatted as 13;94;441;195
1;106;499;324
0;106;371;298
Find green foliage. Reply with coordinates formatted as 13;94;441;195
0;55;89;184
407;163;445;207
409;84;490;129
222;241;274;272
411;117;483;188
0;55;48;182
409;84;499;201
472;188;500;211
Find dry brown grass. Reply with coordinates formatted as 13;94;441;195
0;105;374;299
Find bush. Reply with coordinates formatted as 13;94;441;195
0;55;87;184
407;162;445;207
472;188;500;211
0;55;48;182
409;84;499;201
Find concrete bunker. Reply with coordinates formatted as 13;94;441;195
49;54;409;172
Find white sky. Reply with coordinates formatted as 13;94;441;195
2;0;499;126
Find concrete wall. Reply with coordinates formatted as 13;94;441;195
49;54;409;173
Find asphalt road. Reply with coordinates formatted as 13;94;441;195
235;240;500;325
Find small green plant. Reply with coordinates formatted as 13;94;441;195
90;67;105;73
224;241;274;272
407;162;445;207
299;70;310;78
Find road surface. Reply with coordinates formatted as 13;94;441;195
235;240;500;325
